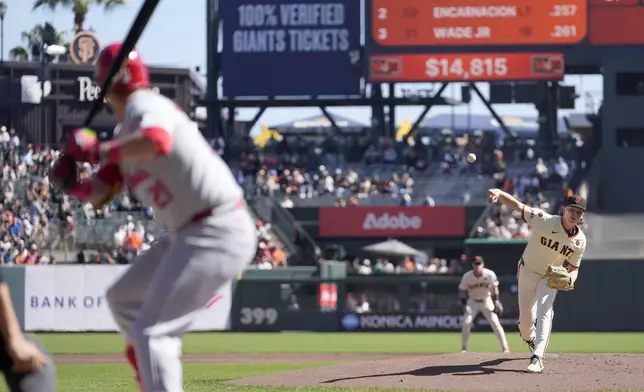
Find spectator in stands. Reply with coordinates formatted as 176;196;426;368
423;193;436;207
253;162;417;207
248;220;288;269
474;191;552;239
348;255;463;276
280;194;294;208
535;157;549;181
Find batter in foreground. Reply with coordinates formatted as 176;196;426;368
51;43;257;391
487;190;587;373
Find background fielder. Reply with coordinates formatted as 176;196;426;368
458;256;509;353
488;190;587;373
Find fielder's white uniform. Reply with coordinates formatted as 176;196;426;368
459;268;509;352
518;206;586;358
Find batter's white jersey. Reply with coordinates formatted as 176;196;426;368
520;206;587;275
116;90;244;230
459;268;499;301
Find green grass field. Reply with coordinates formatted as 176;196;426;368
1;332;643;392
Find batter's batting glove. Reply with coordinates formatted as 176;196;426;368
65;128;100;163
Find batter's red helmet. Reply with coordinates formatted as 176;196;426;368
95;42;150;94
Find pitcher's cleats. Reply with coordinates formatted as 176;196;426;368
526;355;544;373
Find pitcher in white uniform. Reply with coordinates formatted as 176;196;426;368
458;256;510;353
50;43;257;391
488;190;587;373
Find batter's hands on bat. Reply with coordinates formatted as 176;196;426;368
65;128;100;163
50;154;79;192
6;336;49;373
488;188;502;205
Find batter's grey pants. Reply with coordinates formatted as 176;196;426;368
1;334;56;392
106;207;256;392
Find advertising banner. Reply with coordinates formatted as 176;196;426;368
24;266;231;332
318;206;465;237
339;312;518;332
221;0;362;96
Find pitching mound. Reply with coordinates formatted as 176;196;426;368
229;352;644;392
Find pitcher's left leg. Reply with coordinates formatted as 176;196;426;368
517;268;540;347
533;279;557;359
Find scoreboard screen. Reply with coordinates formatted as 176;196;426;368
366;0;644;82
589;1;644;45
371;0;587;47
370;53;564;82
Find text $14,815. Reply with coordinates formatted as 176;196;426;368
425;56;508;79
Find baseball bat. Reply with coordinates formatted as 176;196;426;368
82;0;162;128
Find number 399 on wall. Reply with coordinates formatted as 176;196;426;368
239;307;278;326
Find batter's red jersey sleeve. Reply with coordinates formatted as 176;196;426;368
126;111;174;157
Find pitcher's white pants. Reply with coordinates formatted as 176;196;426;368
461;297;509;351
518;266;557;358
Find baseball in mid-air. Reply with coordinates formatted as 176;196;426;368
467;153;477;163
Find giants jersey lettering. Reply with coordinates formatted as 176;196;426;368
520;206;587;275
458;268;498;300
118;90;243;230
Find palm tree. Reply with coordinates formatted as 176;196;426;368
32;0;127;33
8;23;67;62
8;47;29;62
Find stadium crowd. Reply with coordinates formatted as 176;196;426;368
473;153;574;239
0;131;63;265
0;120;582;265
234;130;577;209
0;128;290;267
350;254;470;276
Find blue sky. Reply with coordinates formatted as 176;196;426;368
3;0;604;133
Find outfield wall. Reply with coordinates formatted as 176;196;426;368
2;265;232;332
2;259;642;332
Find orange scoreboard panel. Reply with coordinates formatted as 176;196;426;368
371;0;587;47
369;53;565;82
589;1;644;45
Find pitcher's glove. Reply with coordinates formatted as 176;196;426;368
545;264;574;291
50;154;79;192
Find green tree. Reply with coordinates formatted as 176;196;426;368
8;23;67;62
32;0;127;33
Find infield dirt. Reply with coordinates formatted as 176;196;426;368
228;352;644;392
54;352;644;391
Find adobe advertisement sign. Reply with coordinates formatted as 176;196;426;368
318;206;465;238
221;0;362;96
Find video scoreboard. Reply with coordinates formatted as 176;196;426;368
366;0;644;82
